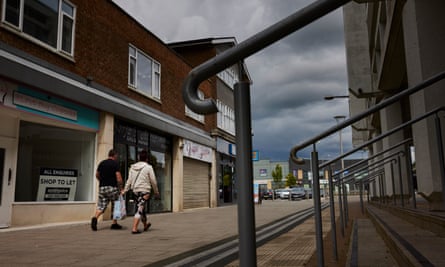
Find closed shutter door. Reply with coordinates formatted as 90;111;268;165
183;158;210;209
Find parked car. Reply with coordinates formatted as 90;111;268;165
262;190;274;200
275;189;290;199
289;187;306;200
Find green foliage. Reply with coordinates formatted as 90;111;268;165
285;173;297;187
271;164;283;189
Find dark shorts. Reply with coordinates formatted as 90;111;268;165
96;186;119;211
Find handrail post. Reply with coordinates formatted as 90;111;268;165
405;143;416;209
390;161;396;205
379;173;384;204
343;182;348;227
434;113;445;210
397;155;405;207
328;166;338;261
234;81;256;266
311;146;324;267
337;178;345;237
359;180;364;214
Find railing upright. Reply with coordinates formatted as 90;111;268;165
434;113;445;209
397;153;405;207
390;160;397;205
327;166;338;260
405;143;416;209
311;145;324;266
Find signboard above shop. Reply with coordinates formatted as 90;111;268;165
183;139;213;163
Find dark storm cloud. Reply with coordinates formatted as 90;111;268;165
113;0;353;161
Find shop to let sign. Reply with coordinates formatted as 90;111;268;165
37;168;77;201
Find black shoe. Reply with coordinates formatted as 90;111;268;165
110;223;122;230
91;217;97;231
132;230;141;234
144;223;151;232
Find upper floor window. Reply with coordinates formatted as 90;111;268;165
128;45;161;100
185;90;204;123
217;67;239;89
2;0;76;56
217;100;235;135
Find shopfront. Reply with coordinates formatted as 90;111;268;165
216;138;236;205
182;139;213;209
0;78;99;227
114;119;172;214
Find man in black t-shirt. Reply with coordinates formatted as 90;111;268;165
91;149;124;231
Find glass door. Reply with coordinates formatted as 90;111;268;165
0;137;17;228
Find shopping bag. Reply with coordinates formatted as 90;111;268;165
113;195;126;220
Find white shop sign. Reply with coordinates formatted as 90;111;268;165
37;168;77;201
183;140;213;163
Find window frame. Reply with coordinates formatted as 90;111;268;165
128;44;161;101
217;100;235;135
1;0;76;57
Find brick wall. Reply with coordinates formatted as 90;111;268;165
0;0;214;132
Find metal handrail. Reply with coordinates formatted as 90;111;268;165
328;139;410;177
320;106;445;170
332;150;403;181
291;70;445;164
340;158;397;184
181;1;354;266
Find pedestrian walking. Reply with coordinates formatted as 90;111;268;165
91;149;124;231
124;150;160;234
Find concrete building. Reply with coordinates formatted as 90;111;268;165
343;1;445;210
0;0;248;228
253;159;290;190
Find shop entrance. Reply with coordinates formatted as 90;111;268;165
0;137;16;228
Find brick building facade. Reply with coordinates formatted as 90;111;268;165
0;0;247;227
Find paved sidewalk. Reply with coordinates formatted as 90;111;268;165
0;199;319;266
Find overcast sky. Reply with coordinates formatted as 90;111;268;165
113;0;361;161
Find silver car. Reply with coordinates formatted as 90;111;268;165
289;187;306;200
275;189;290;199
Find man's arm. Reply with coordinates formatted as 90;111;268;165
116;171;123;190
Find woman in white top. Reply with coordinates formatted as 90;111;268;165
124;150;160;234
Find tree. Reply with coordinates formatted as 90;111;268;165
285;173;297;187
271;164;283;189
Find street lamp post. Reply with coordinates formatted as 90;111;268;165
334;115;346;171
334;115;348;226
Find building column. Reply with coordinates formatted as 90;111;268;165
209;151;217;208
172;137;184;212
95;112;114;220
403;0;445;210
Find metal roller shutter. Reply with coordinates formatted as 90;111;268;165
183;158;210;209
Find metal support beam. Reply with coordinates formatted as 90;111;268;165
311;147;324;267
397;155;405;207
338;179;344;237
405;143;416;209
434;114;445;210
390;162;396;205
328;167;338;261
234;81;256;266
